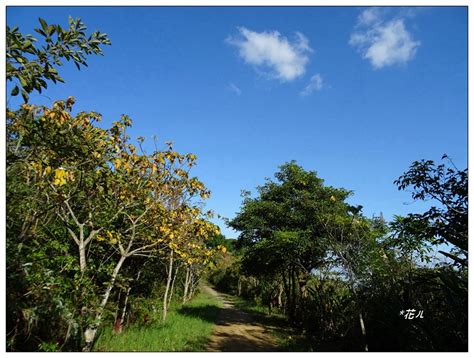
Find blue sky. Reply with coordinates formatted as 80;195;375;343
7;6;467;238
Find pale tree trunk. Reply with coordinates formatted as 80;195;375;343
76;227;99;273
187;270;198;300
359;311;368;352
187;269;196;301
183;267;190;304
79;241;87;273
278;283;283;307
187;270;194;301
62;201;95;274
349;279;368;351
347;264;368;352
167;264;179;309
83;254;127;351
162;250;174;322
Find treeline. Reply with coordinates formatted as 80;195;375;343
210;161;467;351
6;18;224;351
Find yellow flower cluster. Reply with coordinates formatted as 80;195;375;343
216;245;227;254
96;230;119;244
52;168;74;186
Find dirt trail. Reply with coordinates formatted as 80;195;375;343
203;285;279;352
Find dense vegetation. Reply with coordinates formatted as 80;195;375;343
6;18;224;352
6;17;467;352
210;161;467;351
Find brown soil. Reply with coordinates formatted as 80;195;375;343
203;285;279;352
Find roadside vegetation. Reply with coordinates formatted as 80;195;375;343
210;160;467;351
94;289;221;352
7;18;225;352
6;16;467;353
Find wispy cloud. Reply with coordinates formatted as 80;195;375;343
349;8;421;69
357;7;383;27
228;82;242;96
227;27;313;82
300;74;324;96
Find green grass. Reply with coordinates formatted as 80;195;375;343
231;295;272;315
94;290;222;352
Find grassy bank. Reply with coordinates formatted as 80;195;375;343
94;289;222;352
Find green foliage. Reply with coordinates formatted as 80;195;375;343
209;259;241;293
225;160;467;352
7;16;111;102
6;15;467;353
394;155;467;267
38;342;60;352
94;291;221;352
205;233;236;253
6;17;218;352
387;215;434;264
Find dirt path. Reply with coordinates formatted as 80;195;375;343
203;285;279;352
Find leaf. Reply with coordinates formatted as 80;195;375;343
47;25;55;36
18;75;27;87
39;18;48;32
11;85;19;96
21;89;29;103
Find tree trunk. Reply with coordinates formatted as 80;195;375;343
278;283;283;307
162;250;174;322
359;311;368;352
79;242;87;273
114;270;141;334
189;271;199;299
347;266;369;352
183;267;190;304
281;271;290;315
290;268;297;320
83;254;127;351
167;264;179;309
113;291;122;334
298;271;309;299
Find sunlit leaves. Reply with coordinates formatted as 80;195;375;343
7;18;111;101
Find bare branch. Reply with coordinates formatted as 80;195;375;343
64;199;83;228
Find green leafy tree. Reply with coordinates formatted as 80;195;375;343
7;16;110;102
7;17;219;352
6;17;111;351
394;156;467;267
229;162;360;320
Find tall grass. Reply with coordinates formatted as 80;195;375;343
94;290;222;352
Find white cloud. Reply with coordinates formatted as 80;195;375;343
357;7;382;27
227;27;312;82
350;9;421;69
300;74;324;96
228;82;242;96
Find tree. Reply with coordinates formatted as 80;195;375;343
6;17;111;351
6;17;220;351
7;16;110;102
229;162;359;320
394;156;467;267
